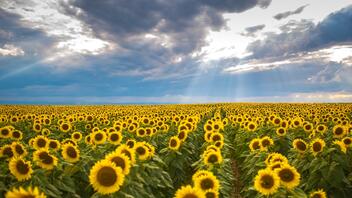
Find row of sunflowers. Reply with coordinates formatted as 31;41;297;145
0;103;351;197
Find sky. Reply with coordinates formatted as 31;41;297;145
0;0;352;104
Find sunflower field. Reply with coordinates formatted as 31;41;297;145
0;103;352;198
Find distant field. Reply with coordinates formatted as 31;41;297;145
1;103;351;197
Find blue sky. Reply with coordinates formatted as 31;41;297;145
0;0;352;104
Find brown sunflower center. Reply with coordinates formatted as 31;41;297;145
170;139;178;147
343;138;351;145
212;135;221;141
49;141;58;149
200;178;214;190
253;142;260;150
62;124;69;130
3;147;13;157
111;156;126;170
262;139;270;147
66;146;77;158
15;145;25;155
97;166;117;187
296;141;307;151
16;160;30;174
37;138;47;148
39;152;54;164
205;191;216;198
260;174;275;189
74;134;80;139
184;194;198;198
278;168;294;182
312;142;322;152
12;131;21;138
249;124;255;130
95;133;103;141
178;132;185;139
136;147;146;155
121;150;132;160
1;129;9;136
110;134;119;141
311;193;323;198
207;154;219;163
335;127;343;135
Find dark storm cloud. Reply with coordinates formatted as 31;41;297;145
60;0;272;75
273;4;308;20
247;5;352;59
0;9;55;55
241;24;265;37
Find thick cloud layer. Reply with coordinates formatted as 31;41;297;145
247;5;352;59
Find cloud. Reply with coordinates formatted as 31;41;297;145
273;4;309;20
0;44;24;56
247;5;352;60
241;24;265;37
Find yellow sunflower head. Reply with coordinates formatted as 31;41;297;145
309;189;327;198
11;142;27;157
108;132;122;145
61;143;80;163
276;127;287;137
249;138;262;152
89;160;125;195
116;144;136;164
71;132;83;142
293;139;308;153
0;144;14;159
9;157;33;181
48;139;61;151
174;185;206;198
275;164;300;189
134;142;151;161
193;173;220;192
5;186;46;198
204;150;223;166
33;149;58;170
105;151;131;175
254;169;280;196
169;136;181;151
333;125;347;138
92;131;107;145
310;138;325;156
32;135;49;150
333;140;347;153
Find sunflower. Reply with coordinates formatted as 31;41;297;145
267;162;284;171
9;157;33;181
11;130;23;140
309;189;327;198
85;134;92;145
33;135;49;150
247;122;258;132
261;136;274;149
210;133;224;143
0;144;14;158
342;137;352;147
108;132;122;145
265;153;288;166
59;122;72;133
92;131;107;145
303;123;314;132
193;173;220;192
192;170;213;181
249;138;262;152
272;117;282;126
33;149;58;170
174;185;205;198
333;125;346;138
254;169;280;195
89;160;125;195
310;138;325;156
5;186;46;198
10;142;26;157
214;140;224;149
33;123;42;133
126;139;136;148
276;127;287;136
316;124;327;134
105;151;131;175
71;132;82;142
134;142;150;161
169;136;181;151
333;140;347;153
204;150;223;166
61;143;80;163
41;128;51;136
275;164;300;189
0;126;11;138
136;128;146;137
116;145;136;164
204;189;219;198
177;130;188;141
293;139;308;153
48;140;61;151
204;123;213;133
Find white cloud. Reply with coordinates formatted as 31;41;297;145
1;0;113;56
0;44;25;56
